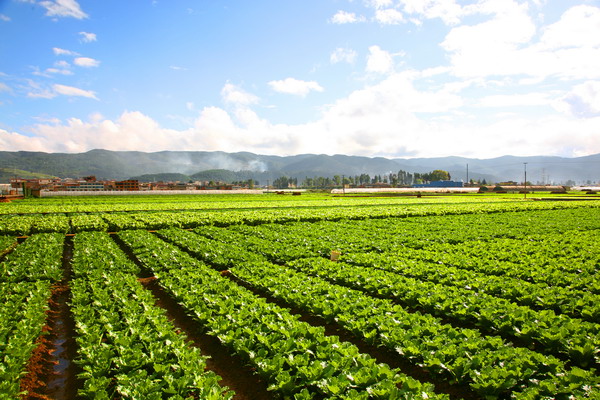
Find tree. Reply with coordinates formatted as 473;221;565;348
429;170;451;181
333;175;341;186
273;176;297;189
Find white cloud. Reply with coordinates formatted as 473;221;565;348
556;81;600;117
41;60;73;76
74;57;100;67
186;102;195;111
368;0;394;8
78;31;97;43
0;83;11;93
478;93;552;108
442;3;600;81
539;5;600;49
170;65;188;71
366;45;394;74
398;0;464;25
375;8;405;24
0;14;10;22
53;47;78;56
45;68;73;75
330;47;358;64
39;0;88;19
0;128;49;152
27;90;56;99
351;0;464;26
442;1;535;53
4;72;600;158
268;78;324;97
441;1;536;77
330;10;365;24
53;84;98;99
221;83;259;105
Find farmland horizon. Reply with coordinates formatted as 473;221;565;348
1;149;599;185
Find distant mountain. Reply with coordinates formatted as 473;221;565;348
395;154;600;184
129;172;193;182
0;149;598;185
0;168;57;182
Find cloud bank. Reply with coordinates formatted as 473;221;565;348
3;1;599;159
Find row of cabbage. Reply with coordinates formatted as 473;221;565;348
344;235;600;293
341;243;600;319
118;229;447;399
192;209;600;316
0;194;505;215
178;217;600;322
1;199;599;236
214;207;600;257
157;227;599;399
287;257;599;368
70;232;233;399
181;214;600;367
0;233;64;397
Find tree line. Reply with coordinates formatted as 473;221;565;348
272;170;453;189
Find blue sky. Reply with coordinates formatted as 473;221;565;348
1;0;599;158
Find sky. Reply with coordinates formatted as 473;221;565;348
0;0;599;159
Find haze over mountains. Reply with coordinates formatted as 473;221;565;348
1;149;598;185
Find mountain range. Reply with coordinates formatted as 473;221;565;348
0;149;598;185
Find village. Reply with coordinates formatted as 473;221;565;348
1;175;581;199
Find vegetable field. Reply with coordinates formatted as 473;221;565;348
0;193;599;399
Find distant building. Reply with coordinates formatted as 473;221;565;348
0;184;11;195
73;181;105;191
115;180;139;191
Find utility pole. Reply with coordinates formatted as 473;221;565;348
524;162;528;199
342;175;345;195
466;164;469;186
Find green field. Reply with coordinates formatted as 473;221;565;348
0;194;599;399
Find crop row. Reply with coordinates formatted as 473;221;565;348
229;260;599;399
0;233;62;397
342;249;600;321
182;217;600;366
70;232;232;399
1;194;413;214
221;207;600;256
72;231;140;276
287;257;599;368
0;233;65;282
0;281;52;398
188;216;600;322
1;199;599;235
192;210;600;318
353;243;600;294
158;227;598;398
0;194;567;215
119;229;446;399
0;235;16;256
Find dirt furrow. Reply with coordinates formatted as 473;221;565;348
20;236;81;400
